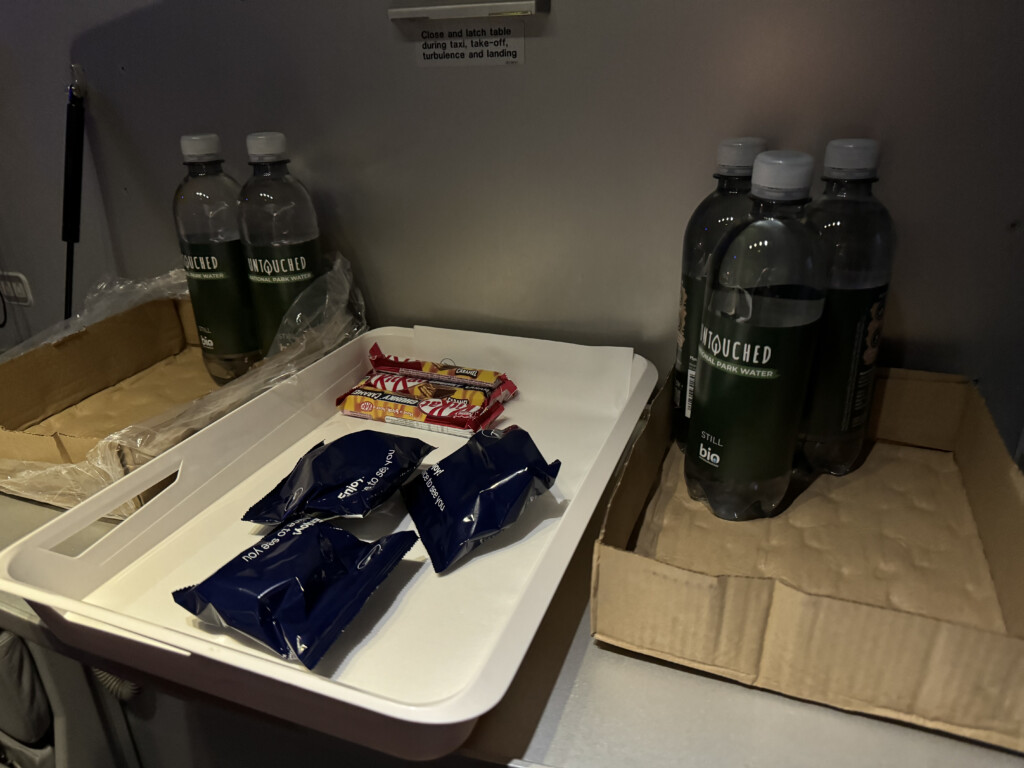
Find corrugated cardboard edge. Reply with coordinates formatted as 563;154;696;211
0;429;69;464
174;298;201;348
869;368;969;451
758;581;1024;750
955;385;1024;637
593;550;1024;751
592;370;1024;753
0;300;186;432
58;434;104;465
595;386;672;549
592;546;773;683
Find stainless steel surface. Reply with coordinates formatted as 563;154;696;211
520;607;1024;768
388;1;545;21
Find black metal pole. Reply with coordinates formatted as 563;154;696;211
61;64;86;320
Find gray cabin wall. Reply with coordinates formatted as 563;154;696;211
0;0;1022;450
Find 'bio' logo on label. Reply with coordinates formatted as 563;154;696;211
699;443;720;466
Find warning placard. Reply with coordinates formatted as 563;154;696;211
416;20;524;67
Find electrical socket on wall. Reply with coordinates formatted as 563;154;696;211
0;271;33;306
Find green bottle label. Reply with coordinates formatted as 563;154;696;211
802;285;888;438
180;240;260;356
688;311;818;482
245;239;323;353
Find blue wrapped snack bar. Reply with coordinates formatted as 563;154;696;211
243;430;435;524
173;518;418;669
402;427;560;573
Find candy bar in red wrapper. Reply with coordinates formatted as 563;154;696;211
337;376;504;437
358;372;494;408
368;344;518;404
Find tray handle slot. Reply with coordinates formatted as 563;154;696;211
2;457;187;597
48;468;180;557
1;332;389;602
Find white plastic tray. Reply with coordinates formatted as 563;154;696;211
0;326;656;760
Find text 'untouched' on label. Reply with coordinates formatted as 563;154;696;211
415;21;525;67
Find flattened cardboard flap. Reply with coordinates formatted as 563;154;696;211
592;546;772;684
758;582;1024;749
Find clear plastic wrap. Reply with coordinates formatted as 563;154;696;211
0;254;367;518
0;269;191;367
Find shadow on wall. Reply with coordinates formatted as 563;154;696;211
71;0;343;281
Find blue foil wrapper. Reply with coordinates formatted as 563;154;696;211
173;518;418;669
402;427;560;573
243;430;435;524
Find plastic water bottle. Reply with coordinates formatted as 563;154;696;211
801;139;894;474
673;137;765;449
173;134;261;384
240;132;324;354
684;151;826;520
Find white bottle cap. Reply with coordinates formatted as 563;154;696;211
180;133;222;162
246;132;288;162
823;138;879;180
716;137;767;176
751;150;814;201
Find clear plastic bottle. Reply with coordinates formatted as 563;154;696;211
173;134;261;385
240;132;324;355
673;137;766;450
801;139;894;475
684;150;826;521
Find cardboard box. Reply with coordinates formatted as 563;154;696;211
0;299;213;467
591;369;1024;752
